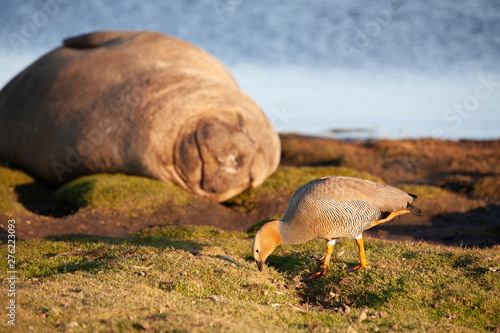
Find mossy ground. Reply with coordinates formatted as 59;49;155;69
0;136;498;331
0;226;499;332
50;173;199;216
1;136;498;221
0;162;45;216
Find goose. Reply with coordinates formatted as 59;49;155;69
252;176;421;279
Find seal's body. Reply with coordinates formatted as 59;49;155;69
0;31;280;202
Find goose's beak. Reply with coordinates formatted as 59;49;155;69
256;260;263;272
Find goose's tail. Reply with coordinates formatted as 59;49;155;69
407;202;422;217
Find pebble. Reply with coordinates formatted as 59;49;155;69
57;321;78;329
346;326;358;333
208;295;225;302
357;310;368;322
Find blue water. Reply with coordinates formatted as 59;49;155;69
1;0;499;140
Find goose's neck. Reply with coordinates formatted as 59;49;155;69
278;219;311;245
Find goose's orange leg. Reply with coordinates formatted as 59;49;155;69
305;240;336;281
341;209;411;274
365;209;410;230
343;237;369;273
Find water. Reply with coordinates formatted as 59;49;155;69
1;0;499;140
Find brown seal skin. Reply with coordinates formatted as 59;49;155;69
0;30;280;202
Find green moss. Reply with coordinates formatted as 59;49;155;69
0;164;37;215
50;173;199;215
0;163;200;216
4;164;381;218
0;162;34;186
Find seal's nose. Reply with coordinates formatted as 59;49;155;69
195;121;255;194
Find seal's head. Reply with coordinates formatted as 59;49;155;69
175;112;279;202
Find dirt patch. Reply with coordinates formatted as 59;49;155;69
280;134;500;186
1;135;499;247
1;200;256;240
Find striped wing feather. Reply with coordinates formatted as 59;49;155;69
279;176;416;244
304;176;413;212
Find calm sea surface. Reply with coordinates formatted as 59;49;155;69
1;0;499;140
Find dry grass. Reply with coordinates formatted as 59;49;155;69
473;176;500;201
1;226;499;332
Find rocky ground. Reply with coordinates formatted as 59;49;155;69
1;134;499;247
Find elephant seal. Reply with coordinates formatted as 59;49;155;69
0;30;280;202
